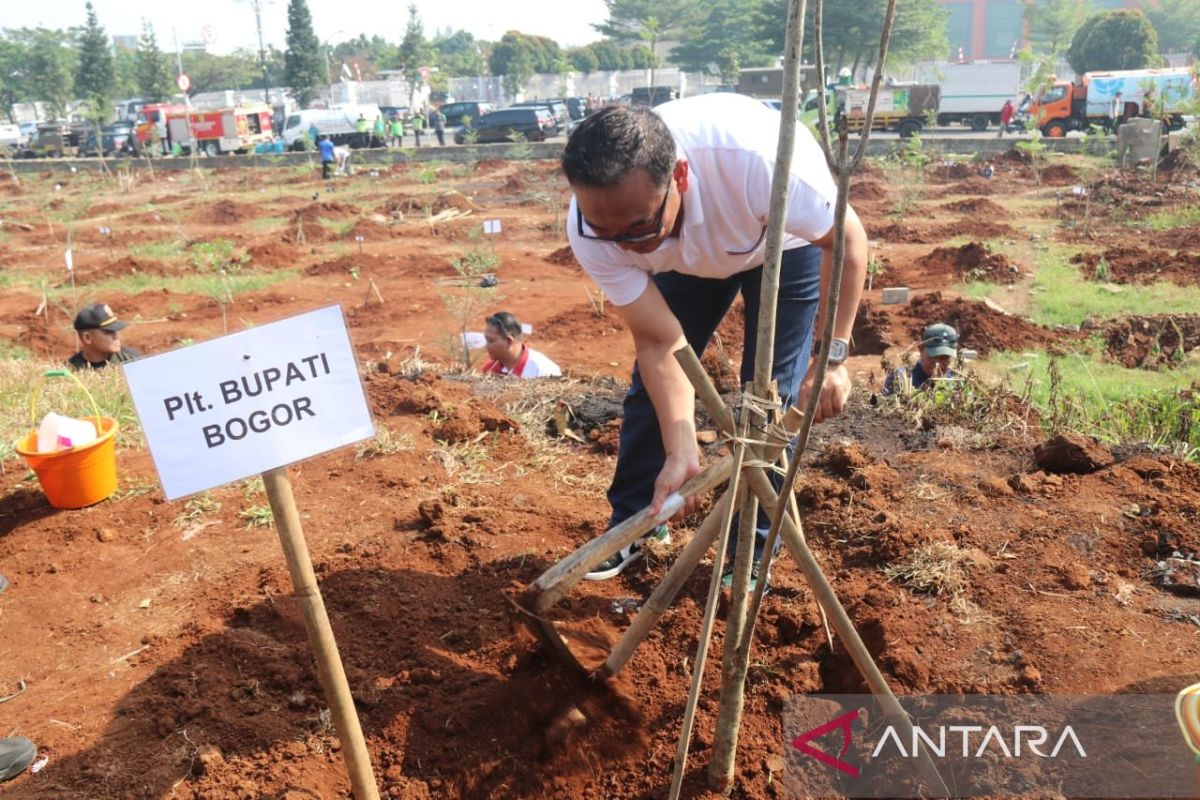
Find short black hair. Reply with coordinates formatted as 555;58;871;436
485;311;522;339
561;105;676;189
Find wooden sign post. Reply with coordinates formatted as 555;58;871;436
124;305;381;798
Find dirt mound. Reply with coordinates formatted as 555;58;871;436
852;180;888;201
0;178;24;196
917;241;1016;280
432;191;479;214
197;199;261;225
851;299;892;355
292;200;359;224
1070;246;1200;288
945;178;997;195
373;372;519;442
540;304;626;342
928;162;976;182
865;220;928;243
998;148;1031;164
939;198;1009;218
503;174;530;194
1159;148;1199;175
247;242;302;270
346;217;394;241
930;217;1019;241
305;252;390;277
1102;315;1200;368
1034;433;1115;474
545;246;579;267
71;255;172;285
1041;163;1079;185
904;291;1062;356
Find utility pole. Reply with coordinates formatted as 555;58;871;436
242;0;272;104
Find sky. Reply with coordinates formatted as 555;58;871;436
7;0;612;54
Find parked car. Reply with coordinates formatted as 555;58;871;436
565;97;586;121
79;122;137;157
438;101;496;129
631;86;678;106
509;100;568;132
454;107;556;144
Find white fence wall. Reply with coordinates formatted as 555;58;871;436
448;67;728;105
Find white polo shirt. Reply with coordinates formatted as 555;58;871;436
566;93;839;307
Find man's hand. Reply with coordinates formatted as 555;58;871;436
652;448;703;519
798;363;852;424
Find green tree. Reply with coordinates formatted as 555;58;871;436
135;19;171;101
24;27;75;118
75;2;114;108
331;35;399;80
432;30;484;77
1022;0;1093;55
673;0;774;81
568;46;600;73
1067;9;1160;73
760;0;947;77
284;0;324;105
399;4;431;75
594;0;697;75
0;34;31;122
180;50;258;94
489;30;564;77
1142;0;1200;55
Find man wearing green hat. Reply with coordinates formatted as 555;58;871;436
883;322;958;395
67;302;144;371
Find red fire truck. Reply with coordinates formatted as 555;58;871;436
135;102;187;153
166;104;275;156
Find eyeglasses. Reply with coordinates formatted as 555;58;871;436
576;183;671;244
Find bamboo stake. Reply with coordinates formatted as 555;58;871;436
533;456;736;613
262;467;381;800
676;347;949;797
667;408;752;800
601;490;729;680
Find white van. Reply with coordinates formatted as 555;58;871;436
282;104;384;149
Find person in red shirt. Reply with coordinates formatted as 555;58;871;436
998;99;1015;138
479;312;561;378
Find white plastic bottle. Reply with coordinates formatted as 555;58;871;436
36;413;98;452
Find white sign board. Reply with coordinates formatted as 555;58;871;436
124;305;374;500
483;219;502;235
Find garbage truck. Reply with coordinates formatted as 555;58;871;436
1028;67;1198;136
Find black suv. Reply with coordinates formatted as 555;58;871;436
508;100;568;133
454;107;556;144
438;101;496;129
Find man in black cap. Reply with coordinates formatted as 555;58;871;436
67;302;143;370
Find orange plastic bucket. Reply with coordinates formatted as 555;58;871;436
17;416;120;509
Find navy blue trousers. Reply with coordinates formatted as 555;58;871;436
607;244;823;557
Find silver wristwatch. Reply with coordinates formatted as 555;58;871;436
826;338;850;366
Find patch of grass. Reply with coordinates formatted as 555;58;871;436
246;215;286;231
1021;246;1200;327
884;541;978;596
129;239;187;260
86;269;296;297
0;341;32;360
321;218;356;237
986;350;1200;458
174;492;221;526
238;504;274;529
1137;205;1200;232
355;424;415;458
430;438;497;485
0;359;142;466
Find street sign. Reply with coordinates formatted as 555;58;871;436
176;73;191;93
123;305;374;500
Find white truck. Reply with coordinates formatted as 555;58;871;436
933;61;1024;131
281;104;384;150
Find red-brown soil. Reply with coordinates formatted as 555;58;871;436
899;291;1065;356
1070;245;1200;287
1102;314;1200;368
915;241;1020;282
1;157;1199;800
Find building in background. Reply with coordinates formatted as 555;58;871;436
939;0;1141;61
